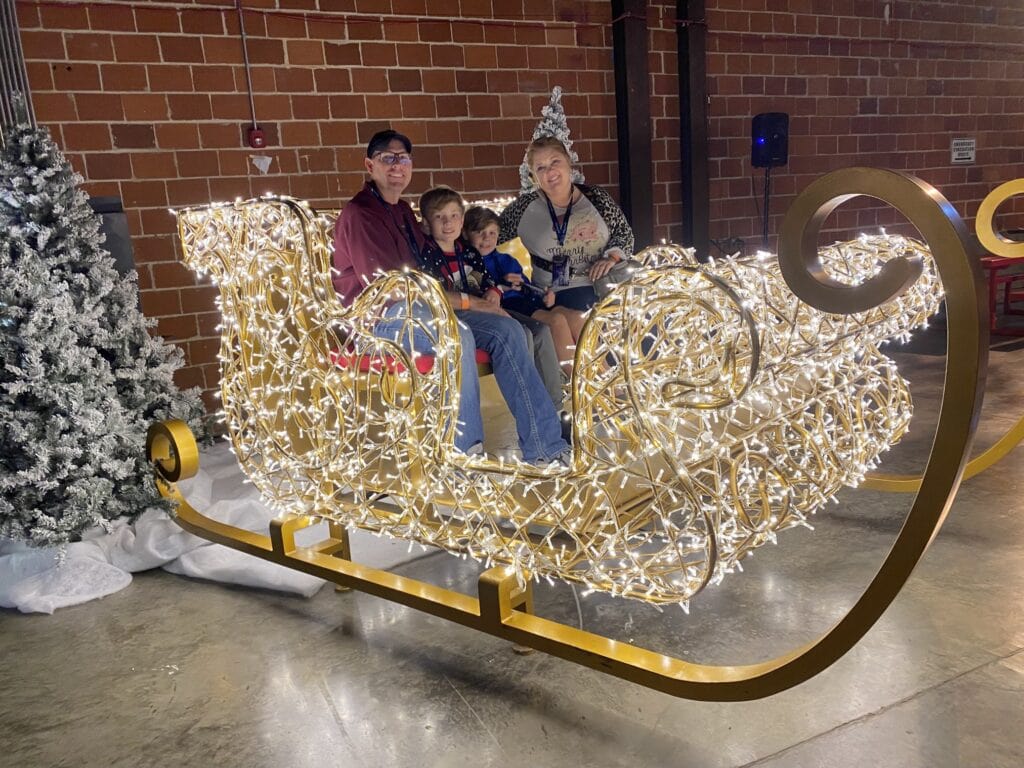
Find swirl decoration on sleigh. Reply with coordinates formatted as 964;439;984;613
149;168;1001;700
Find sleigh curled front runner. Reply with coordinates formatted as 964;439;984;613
150;168;983;699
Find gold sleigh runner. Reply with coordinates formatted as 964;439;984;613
149;168;991;700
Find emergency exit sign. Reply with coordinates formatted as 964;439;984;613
951;137;976;164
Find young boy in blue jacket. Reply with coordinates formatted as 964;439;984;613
464;206;576;377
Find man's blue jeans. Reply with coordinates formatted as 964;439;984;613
375;303;567;461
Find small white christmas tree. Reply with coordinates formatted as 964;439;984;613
0;105;206;546
519;85;586;193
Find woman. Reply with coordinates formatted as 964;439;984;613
498;135;635;340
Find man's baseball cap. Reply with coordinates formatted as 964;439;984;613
366;129;412;157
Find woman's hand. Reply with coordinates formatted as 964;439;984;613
588;257;618;281
543;289;555;308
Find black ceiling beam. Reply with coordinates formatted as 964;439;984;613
611;0;653;249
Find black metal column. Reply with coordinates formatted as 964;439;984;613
611;0;653;249
677;0;709;256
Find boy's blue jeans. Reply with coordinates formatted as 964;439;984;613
375;302;567;461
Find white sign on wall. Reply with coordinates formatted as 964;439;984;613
951;137;976;164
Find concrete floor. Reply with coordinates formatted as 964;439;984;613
3;325;1024;768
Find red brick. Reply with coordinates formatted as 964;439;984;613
202;36;244;64
123;94;169;121
319;122;359;146
253;94;295;119
191;65;239;93
53;62;101;91
113;34;161;63
168;94;212;120
156;123;202;149
33;93;78;123
77;94;125;121
313;68;353;93
62;123;112;151
153;262;200;292
272;67;314;93
180;286;222;316
419;21;452;42
216;150;252;175
135;8;181;33
267;13;308;38
292;95;331;119
431;44;464;67
287;40;326;65
65;32;115;61
243;38;284;65
147;64;194;92
352;68;389;92
200;123;246;149
348;18;384;40
167;178;213;207
459;46;497;76
159;36;205;64
325;42;361;65
176;149;222;177
41;4;89;29
141;288;182;317
101;63;148;91
21;30;66;59
281;121;322;145
131;152;179;180
181;9;226;35
25;61;53;91
211;95;252;120
111;124;156;149
329;95;368;119
388;68;422;92
83;151;132;181
361;42;398;66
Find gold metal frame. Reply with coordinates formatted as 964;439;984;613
153;167;989;699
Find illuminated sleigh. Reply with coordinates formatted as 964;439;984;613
150;169;985;700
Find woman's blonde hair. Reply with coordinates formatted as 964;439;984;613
526;136;572;171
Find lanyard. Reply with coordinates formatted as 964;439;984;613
544;189;575;247
430;238;470;292
369;183;420;263
545;190;575;286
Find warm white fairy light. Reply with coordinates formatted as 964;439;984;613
174;197;942;607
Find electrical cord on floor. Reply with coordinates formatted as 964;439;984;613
570;583;584;630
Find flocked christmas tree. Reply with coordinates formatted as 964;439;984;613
519;85;586;193
0;105;206;547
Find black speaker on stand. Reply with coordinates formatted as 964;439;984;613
751;112;789;248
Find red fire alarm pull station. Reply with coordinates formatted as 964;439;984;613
247;127;266;149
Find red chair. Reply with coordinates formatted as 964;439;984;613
979;255;1024;336
331;348;493;376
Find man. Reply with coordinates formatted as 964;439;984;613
333;129;569;466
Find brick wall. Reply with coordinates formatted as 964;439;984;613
648;0;1024;252
17;0;618;409
18;0;1024;409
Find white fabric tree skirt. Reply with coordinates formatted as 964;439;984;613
0;440;428;614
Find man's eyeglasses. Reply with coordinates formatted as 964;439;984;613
373;152;413;166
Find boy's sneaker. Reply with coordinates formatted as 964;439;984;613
559;411;573;445
529;449;572;471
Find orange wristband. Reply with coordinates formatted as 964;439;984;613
459;292;469;310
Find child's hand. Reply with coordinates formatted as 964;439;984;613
504;273;523;287
485;290;502;307
543;289;555;308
